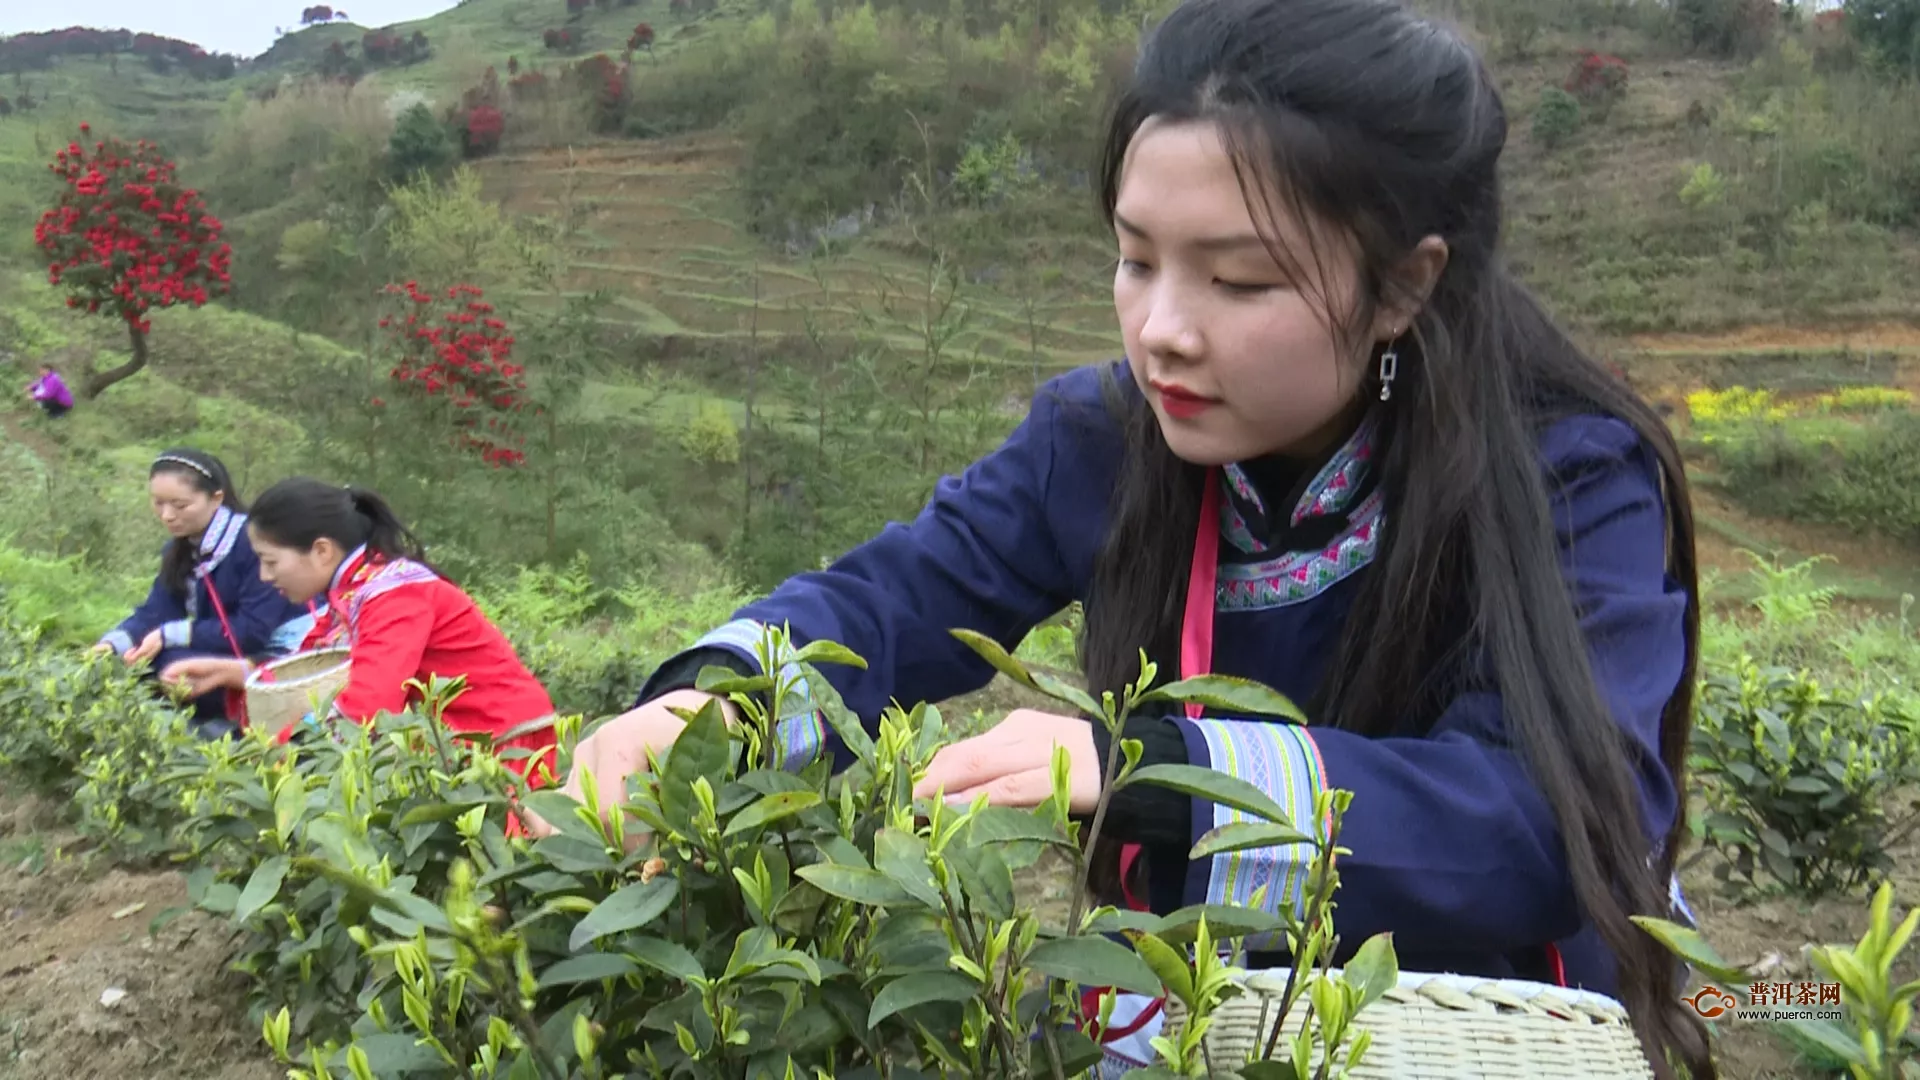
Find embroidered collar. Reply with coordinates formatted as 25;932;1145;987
1220;411;1381;557
192;506;246;578
309;545;439;648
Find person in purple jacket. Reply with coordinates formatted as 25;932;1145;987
94;448;310;739
532;0;1709;1074
26;364;74;418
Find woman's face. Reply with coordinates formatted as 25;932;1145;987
252;530;342;606
1112;117;1409;466
149;471;224;540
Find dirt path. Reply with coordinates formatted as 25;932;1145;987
1690;483;1920;604
0;796;274;1080
1630;321;1920;356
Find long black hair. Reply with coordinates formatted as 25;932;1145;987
151;448;244;598
249;477;438;575
1078;1;1706;1075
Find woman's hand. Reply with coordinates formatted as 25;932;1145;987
912;709;1104;814
159;656;250;698
521;689;741;848
123;629;164;667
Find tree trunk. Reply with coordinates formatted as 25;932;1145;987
84;322;149;399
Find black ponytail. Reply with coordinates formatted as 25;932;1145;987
151;448;244;598
250;477;445;578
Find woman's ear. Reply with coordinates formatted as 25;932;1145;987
1371;234;1451;342
310;537;339;567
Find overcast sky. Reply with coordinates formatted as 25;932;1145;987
0;2;462;59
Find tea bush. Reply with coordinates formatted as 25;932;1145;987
1689;655;1920;896
0;603;199;853
171;626;1402;1079
1690;391;1920;545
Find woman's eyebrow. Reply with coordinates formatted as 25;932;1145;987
1113;211;1268;252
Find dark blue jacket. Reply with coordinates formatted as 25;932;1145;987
638;359;1693;998
99;506;308;662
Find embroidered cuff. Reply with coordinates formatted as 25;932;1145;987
161;619;192;649
100;630;135;655
643;618;827;774
1172;717;1327;952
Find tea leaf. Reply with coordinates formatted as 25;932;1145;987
867;972;978;1027
627;938;706;984
536;953;641;988
1191;820;1313;859
568;876;680;952
1026;936;1162;996
1139;675;1307;721
1630;916;1750;984
1343;931;1399;1011
233;855;288;925
1123;764;1296;826
790;640;869;670
724;791;824;837
1150;904;1289;945
948;844;1015;921
1131;932;1194;1008
794;864;914;906
395;801;488;828
661;698;733;831
948;628;1037;689
873;828;943;909
805;666;874;765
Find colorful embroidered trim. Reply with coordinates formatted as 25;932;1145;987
1291;412;1380;526
692;617;826;772
1180;717;1327;953
1217;491;1386;612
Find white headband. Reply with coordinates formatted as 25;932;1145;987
154;454;214;481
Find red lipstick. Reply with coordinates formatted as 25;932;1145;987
1150;380;1219;420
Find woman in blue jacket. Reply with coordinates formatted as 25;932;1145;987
95;448;310;737
531;0;1710;1074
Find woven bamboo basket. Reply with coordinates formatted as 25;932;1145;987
244;648;352;735
1160;968;1653;1079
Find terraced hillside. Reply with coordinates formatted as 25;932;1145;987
472;136;1125;379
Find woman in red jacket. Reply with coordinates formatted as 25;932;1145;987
161;478;558;785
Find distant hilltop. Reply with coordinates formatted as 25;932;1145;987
0;26;240;79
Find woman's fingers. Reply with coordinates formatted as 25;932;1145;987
913;732;1018;802
943;769;1054;809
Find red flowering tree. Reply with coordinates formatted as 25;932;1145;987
570;54;630;132
1564;50;1629;110
33;124;232;398
378;282;529;468
462;105;505;157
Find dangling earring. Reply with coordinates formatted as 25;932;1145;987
1377;334;1401;403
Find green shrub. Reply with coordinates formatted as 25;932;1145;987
1532;87;1583;148
173;627;1399;1078
1708;412;1920;545
0;543;144;647
1689;655;1920;896
0;610;198;853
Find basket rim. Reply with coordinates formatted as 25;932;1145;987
1230;968;1628;1015
246;647;353;691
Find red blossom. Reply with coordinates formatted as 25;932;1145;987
34;123;231;337
375;281;529;467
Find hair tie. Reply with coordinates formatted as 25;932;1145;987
154;454;214;480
